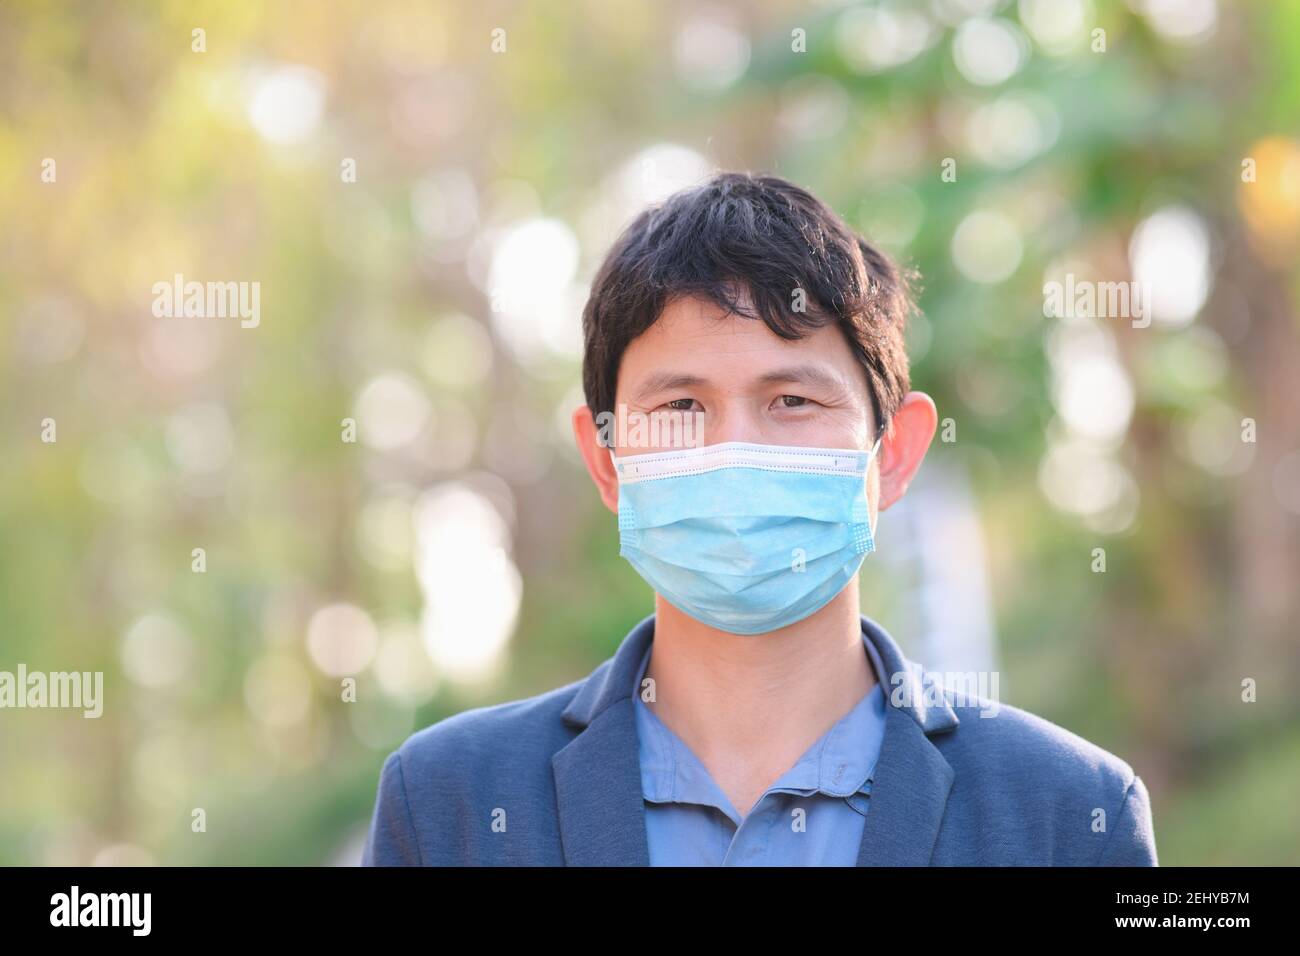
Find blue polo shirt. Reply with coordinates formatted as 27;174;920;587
632;624;889;865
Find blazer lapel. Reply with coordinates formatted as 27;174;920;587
856;615;959;866
552;615;656;865
551;613;957;866
855;704;956;865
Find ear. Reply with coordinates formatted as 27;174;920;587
572;405;619;514
877;391;938;511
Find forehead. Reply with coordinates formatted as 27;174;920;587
616;294;868;394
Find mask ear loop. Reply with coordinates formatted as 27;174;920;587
859;432;885;546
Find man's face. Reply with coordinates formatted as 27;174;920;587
573;289;934;523
612;293;877;457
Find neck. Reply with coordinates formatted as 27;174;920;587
643;583;877;816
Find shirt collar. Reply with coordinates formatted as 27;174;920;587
631;624;889;818
561;612;960;737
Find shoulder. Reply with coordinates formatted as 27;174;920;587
946;695;1136;788
394;675;586;782
362;676;587;865
925;685;1157;864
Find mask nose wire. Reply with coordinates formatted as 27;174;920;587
612;438;883;465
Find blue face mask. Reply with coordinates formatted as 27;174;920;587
610;437;883;635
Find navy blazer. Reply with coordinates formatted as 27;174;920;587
362;614;1158;866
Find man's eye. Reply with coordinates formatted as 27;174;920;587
664;398;698;411
777;395;810;408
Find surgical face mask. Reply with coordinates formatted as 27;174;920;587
609;436;883;635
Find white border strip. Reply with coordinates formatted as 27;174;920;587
611;441;874;484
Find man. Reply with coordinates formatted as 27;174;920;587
362;171;1158;866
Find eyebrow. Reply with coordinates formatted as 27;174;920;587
631;364;848;401
631;371;709;401
755;364;849;393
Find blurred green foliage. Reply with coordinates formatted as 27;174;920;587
1;0;1298;865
